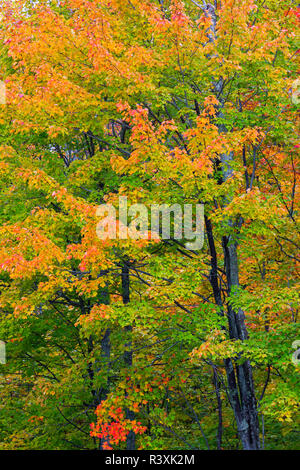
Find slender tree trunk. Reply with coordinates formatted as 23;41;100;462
222;236;260;449
81;291;111;450
121;262;136;450
205;216;260;449
98;289;111;450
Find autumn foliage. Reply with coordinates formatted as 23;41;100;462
0;0;299;450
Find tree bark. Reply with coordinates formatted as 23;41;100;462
121;263;136;450
201;3;261;445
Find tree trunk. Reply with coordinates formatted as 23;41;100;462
121;263;136;450
205;217;260;449
222;236;260;449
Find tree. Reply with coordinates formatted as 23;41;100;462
0;0;299;450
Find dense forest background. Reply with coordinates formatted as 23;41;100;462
0;0;299;450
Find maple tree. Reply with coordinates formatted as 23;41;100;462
0;0;299;451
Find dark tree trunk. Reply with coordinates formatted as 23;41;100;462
121;263;136;451
205;217;260;449
83;290;111;450
222;236;260;449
